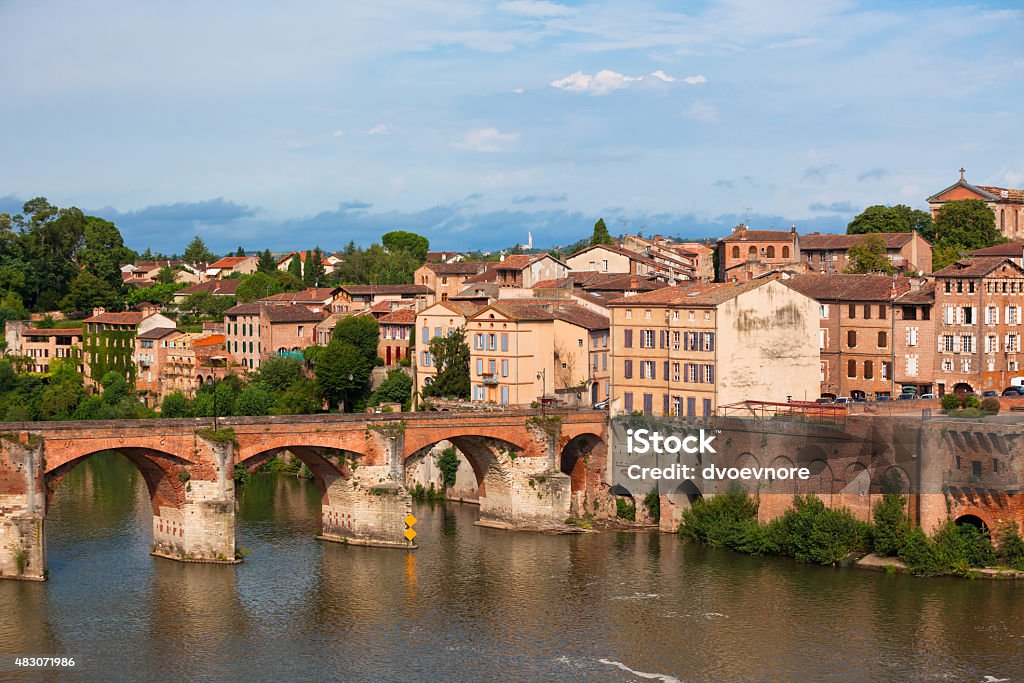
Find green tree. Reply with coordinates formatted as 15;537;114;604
304;247;327;287
369;368;413;409
11;198;89;310
933;199;1005;270
421;327;470;400
315;339;371;410
332;315;380;364
381;230;429;260
844;234;894;274
589;218;614;246
251;355;306;393
183;291;217;318
79;216;133;291
235;246;246;257
272;378;320;415
256;249;277;274
235;385;274;416
183;236;216;264
161;391;190;417
60;271;120;315
155;266;177;285
236;272;285;302
287;252;303;281
847;205;934;242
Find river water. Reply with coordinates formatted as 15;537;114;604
1;452;1022;682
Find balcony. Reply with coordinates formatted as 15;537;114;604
482;374;499;386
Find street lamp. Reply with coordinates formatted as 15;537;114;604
537;368;546;413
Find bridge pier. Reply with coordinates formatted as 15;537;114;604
151;440;239;564
0;436;46;580
319;466;415;548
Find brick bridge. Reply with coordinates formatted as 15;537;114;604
0;409;609;580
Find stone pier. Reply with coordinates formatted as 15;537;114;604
0;436;46;580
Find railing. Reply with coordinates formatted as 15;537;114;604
717;399;847;425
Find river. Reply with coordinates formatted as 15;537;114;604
1;452;1022;682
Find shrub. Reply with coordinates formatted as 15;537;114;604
994;522;1024;570
941;393;961;411
872;493;911;557
931;520;995;574
678;489;759;547
615;497;636;522
435;447;460;489
962;393;981;409
899;526;943;576
980;397;1000;414
643;488;660;524
771;495;870;565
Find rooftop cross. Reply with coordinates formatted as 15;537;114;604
959;167;966;181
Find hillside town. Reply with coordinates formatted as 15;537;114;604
2;170;1024;420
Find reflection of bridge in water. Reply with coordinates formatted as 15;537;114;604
0;410;609;580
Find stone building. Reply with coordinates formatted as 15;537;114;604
786;274;911;400
464;300;609;407
927;170;1024;241
608;277;820;416
932;256;1024;395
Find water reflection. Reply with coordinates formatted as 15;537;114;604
0;453;1018;681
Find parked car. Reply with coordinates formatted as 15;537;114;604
834;397;852;404
982;390;999;397
920;393;936;399
814;397;834;404
875;395;891;402
897;393;917;400
1002;387;1023;396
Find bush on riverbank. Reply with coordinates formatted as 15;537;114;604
872;493;911;556
898;521;996;576
994;523;1024;570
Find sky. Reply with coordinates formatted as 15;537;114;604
1;0;1022;255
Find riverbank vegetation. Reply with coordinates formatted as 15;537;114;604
678;488;1024;577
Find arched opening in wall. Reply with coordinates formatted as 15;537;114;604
44;448;194;572
235;445;358;509
560;434;605;493
405;435;520;510
954;514;989;534
952;382;975;394
673;479;703;509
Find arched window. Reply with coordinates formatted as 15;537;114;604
732;245;740;259
782;246;790;258
748;246;756;256
766;246;776;258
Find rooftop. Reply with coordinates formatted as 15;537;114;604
175;279;242;296
800;232;917;250
785;274;910;301
608;278;775;307
208;256;254;269
931;256;1021;279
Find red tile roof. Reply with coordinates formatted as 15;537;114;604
422;262;487;275
176;279;242;296
608;278;775;306
932;256;1024;279
193;334;226;347
967;242;1024;257
378;308;417;324
719;229;797;243
82;312;148;325
21;328;83;337
785;274;909;301
208;256;253;269
340;284;433;295
800;233;916;250
977;185;1024;202
472;300;609;329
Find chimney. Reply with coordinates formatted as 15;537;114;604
629;278;638;288
790;225;797;234
92;306;105;317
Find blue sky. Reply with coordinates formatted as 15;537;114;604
1;0;1022;254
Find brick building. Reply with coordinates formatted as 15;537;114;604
786;274;910;400
82;306;176;384
377;308;415;366
927;170;1024;241
932;256;1024;395
716;225;803;281
414;262;487;303
800;232;932;275
2;323;83;374
893;282;936;396
223;303;324;371
608;278;820;416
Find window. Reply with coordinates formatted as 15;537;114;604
962;358;971;372
902;306;917;320
488;334;497;350
672;362;681;381
624;360;633;379
644;309;652;320
732;245;740;259
702;333;715;351
847;360;856;378
1009;306;1020;325
961;335;974;353
640;361;656;379
848;304;856;319
624;393;633;411
704;311;711;321
942;334;956;352
643;394;653;415
578;338;583;347
987;335;998;353
877;331;887;348
766;245;776;258
864;361;874;380
819;330;826;350
986;306;998;325
881;361;890;380
863;305;872;320
1008;334;1020;352
671;397;682;416
906;355;918;376
963;307;974;325
625;310;632;320
782;246;790;258
942;358;953;372
703;398;712;416
641;330;655;348
703;365;715;383
624;329;633;348
476;359;484;375
672;331;680;350
501;333;508;352
820;304;829;318
943;306;955;325
297;325;304;338
847;330;857;348
688;311;695;321
879;305;887;320
906;327;918;347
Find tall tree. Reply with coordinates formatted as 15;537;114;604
79;216;133;291
287;252;303;280
304;247;327;287
315;340;371;411
256;249;277;274
235;246;246;257
302;249;315;287
60;271;120;315
844;234;894;274
12;198;88;310
332;315;380;364
421;327;470;400
183;236;216;264
235;272;285;302
933;199;1004;270
381;230;429;260
590;218;614;246
847;205;934;242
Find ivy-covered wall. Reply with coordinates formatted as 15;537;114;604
84;326;136;381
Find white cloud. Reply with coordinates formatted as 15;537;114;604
367;124;390;136
513;87;525;94
498;0;575;17
454;128;520;152
332;129;345;137
550;69;643;95
683;75;707;85
650;70;675;82
682;100;717;123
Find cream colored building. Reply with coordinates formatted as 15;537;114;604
609;278;820;416
464;300;609;407
414;301;479;402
